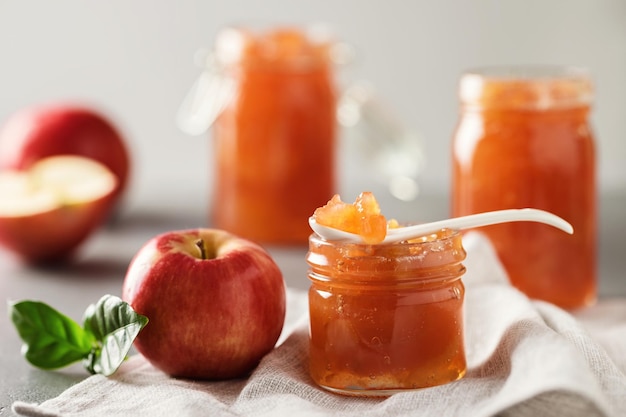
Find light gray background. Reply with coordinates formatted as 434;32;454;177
0;0;624;209
0;4;624;412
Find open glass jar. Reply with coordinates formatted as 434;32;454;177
451;66;597;309
208;26;338;244
177;24;425;245
306;229;467;396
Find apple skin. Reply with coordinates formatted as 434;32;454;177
0;104;130;199
122;228;287;380
0;190;117;264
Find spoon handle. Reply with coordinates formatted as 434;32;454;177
386;208;573;243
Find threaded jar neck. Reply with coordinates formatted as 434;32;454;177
307;229;466;289
459;66;593;111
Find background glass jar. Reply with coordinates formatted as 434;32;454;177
306;229;467;396
451;66;596;309
211;26;337;245
177;25;427;245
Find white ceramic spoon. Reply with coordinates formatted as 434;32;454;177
309;208;573;244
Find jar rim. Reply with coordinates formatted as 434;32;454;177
463;65;591;81
307;229;466;287
308;228;462;249
211;24;338;71
459;65;593;110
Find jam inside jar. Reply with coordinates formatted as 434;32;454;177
451;66;596;309
306;229;467;396
211;26;337;245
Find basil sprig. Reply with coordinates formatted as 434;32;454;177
8;294;148;376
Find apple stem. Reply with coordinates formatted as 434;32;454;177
195;239;208;260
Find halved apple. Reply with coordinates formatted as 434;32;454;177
0;155;117;264
0;105;131;202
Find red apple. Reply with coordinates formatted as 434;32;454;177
122;228;286;380
0;155;118;263
0;104;130;200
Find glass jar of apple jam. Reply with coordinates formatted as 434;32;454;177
306;229;467;396
451;66;596;309
210;25;337;245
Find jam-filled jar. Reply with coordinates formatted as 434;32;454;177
306;229;467;396
210;26;337;245
451;66;597;309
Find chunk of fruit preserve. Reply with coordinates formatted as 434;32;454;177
313;192;387;244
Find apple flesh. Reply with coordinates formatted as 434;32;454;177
0;104;130;200
0;155;118;263
122;228;286;380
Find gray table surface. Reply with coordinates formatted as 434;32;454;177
1;191;624;416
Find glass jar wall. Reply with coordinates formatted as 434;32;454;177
451;66;597;309
212;26;337;245
306;229;467;396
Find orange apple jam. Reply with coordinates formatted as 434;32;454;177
307;221;467;395
452;66;596;309
211;26;336;245
313;192;388;244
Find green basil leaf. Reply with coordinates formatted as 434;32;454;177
82;294;148;376
8;300;94;369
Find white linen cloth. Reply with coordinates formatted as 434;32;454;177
12;233;626;417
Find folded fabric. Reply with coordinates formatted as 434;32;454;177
12;233;626;417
